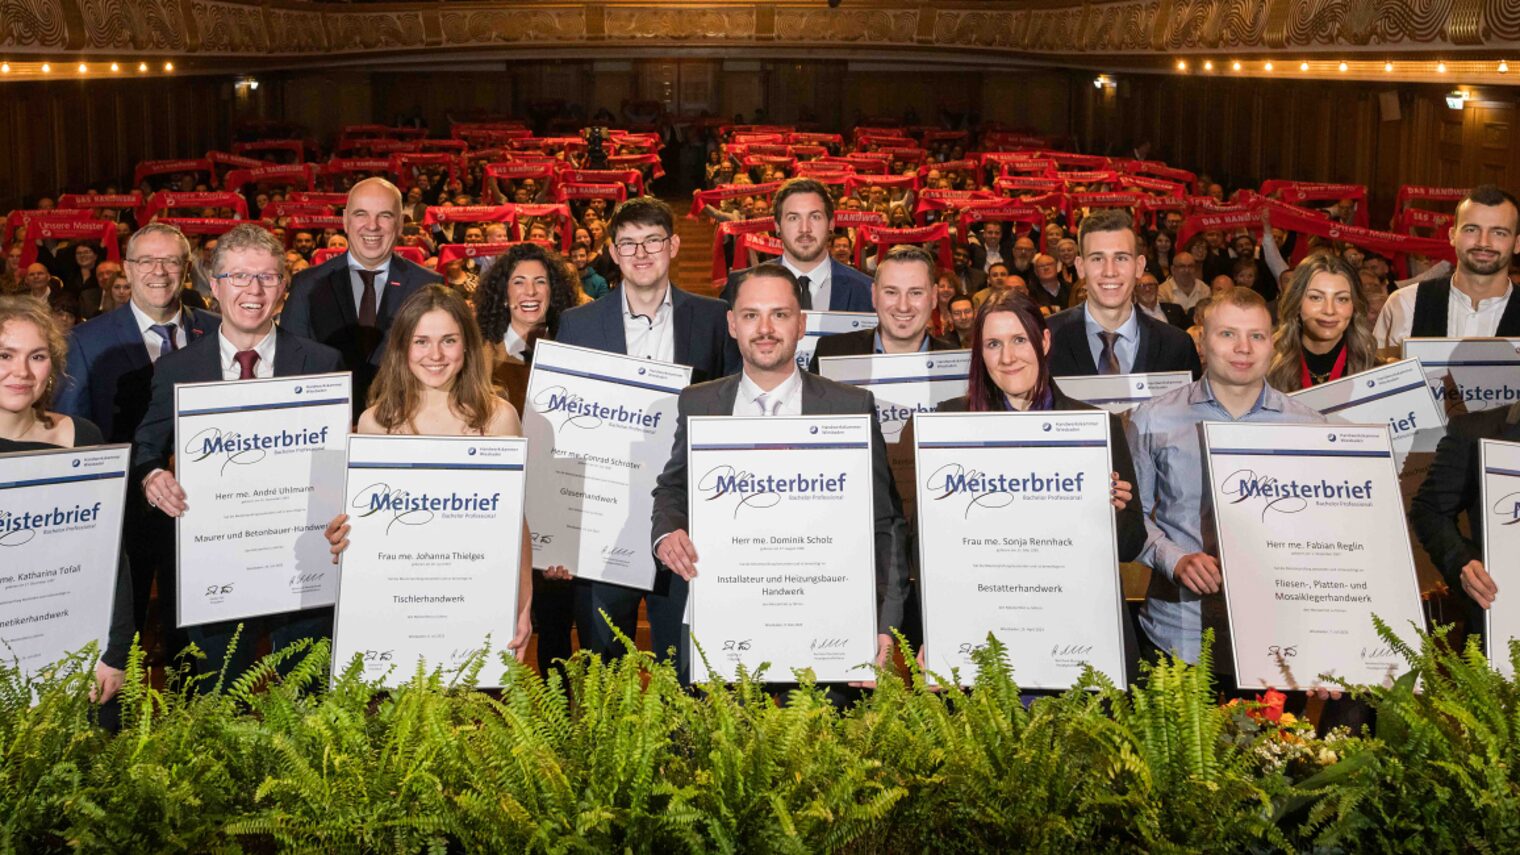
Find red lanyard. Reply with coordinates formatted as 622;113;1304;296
1300;343;1348;388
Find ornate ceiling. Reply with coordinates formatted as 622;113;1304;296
1;1;1517;72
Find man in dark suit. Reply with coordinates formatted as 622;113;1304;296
134;224;344;685
652;263;910;682
719;177;873;313
808;244;961;373
280;177;439;419
1047;209;1202;379
555;197;740;662
1410;403;1520;647
55;222;221;647
1135;272;1191;330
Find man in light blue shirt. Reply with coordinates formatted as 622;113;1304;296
1125;286;1325;667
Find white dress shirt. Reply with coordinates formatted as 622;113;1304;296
217;328;277;381
623;285;675;363
347;254;391;315
1374;279;1515;349
732;367;804;416
503;326;529;361
782;256;832;312
129;301;189;363
1158;277;1208;313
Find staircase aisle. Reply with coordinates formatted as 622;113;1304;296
668;194;723;298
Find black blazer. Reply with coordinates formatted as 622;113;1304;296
806;327;962;374
1409;404;1520;640
131;327;345;482
1141;302;1192;331
936;391;1146;563
555;285;740;383
650;370;911;634
1046;304;1203;379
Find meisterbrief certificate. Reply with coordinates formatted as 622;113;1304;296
1053;372;1192;414
686;415;878;683
1290;358;1447;471
913;411;1126;688
331;435;527;688
1403;337;1520;419
174;373;350;627
794;311;878;372
1204;422;1424;690
1481;439;1520;676
818;350;969;520
0;444;129;680
523;340;691;590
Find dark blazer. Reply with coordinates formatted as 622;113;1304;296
650;370;911;634
131;327;345;483
1142;301;1191;331
279;251;439;416
1046;304;1203;380
807;327;962;374
958;266;986;295
1409;404;1520;641
555;285;740;383
57;303;221;443
936;391;1146;563
720;258;874;313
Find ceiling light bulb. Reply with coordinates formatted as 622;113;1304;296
1264;61;1274;71
1176;60;1187;71
110;62;119;72
1438;62;1448;73
1385;62;1394;72
1232;61;1242;71
163;61;174;72
1;63;9;74
1203;60;1214;71
138;62;147;72
1300;62;1309;72
77;62;87;73
1338;61;1349;72
1501;61;1510;74
41;63;51;73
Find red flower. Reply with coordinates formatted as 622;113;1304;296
1250;689;1286;724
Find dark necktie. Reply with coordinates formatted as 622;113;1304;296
148;322;178;358
1097;331;1121;375
357;269;378;328
797;275;813;311
234;349;260;380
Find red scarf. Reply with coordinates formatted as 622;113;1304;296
1299;343;1349;389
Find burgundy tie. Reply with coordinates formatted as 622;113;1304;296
357;269;378;328
234;349;260;380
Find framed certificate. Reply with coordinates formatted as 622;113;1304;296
1204;422;1424;690
331;435;527;688
794;311;877;373
1290;358;1447;472
174;373;350;627
523;340;691;590
914;411;1126;688
819;350;970;521
1053;372;1192;415
686;415;878;683
1481;439;1520;676
1403;337;1520;419
0;444;130;680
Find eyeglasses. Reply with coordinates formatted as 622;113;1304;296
213;272;281;288
125;256;185;272
613;235;671;257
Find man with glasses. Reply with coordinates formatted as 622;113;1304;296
556;196;739;672
132;224;343;685
56;222;223;653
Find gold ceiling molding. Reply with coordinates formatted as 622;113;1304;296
1;1;1520;60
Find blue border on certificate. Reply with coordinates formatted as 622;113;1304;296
533;363;685;394
1317;380;1428;415
179;397;349;416
1210;448;1391;458
348;462;525;471
0;470;127;491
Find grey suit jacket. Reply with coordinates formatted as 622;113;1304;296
650;370;911;634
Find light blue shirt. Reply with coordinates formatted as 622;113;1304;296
1124;378;1326;666
872;330;932;354
1082;304;1140;374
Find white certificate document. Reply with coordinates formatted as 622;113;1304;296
1053;372;1192;414
1204;422;1424;690
1481;439;1520;676
914;411;1126;688
331;435;526;688
686;415;878;683
175;373;350;627
0;445;129;680
818;350;970;520
523;340;691;590
1403;338;1520;421
794;311;878;373
1290;359;1447;472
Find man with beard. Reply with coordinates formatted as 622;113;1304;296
720;178;873;312
652;263;909;686
1376;186;1520;349
807;245;959;371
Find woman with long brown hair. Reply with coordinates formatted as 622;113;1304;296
1266;253;1378;393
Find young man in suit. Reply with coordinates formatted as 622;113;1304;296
652;264;910;682
55;222;221;648
1047;209;1202;380
719;177;873;313
133;224;344;685
807;244;961;373
280;177;439;419
555;196;740;663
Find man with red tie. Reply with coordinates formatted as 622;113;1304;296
280;177;439;419
133;223;343;684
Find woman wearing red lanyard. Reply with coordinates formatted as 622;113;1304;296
1266;253;1378;392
